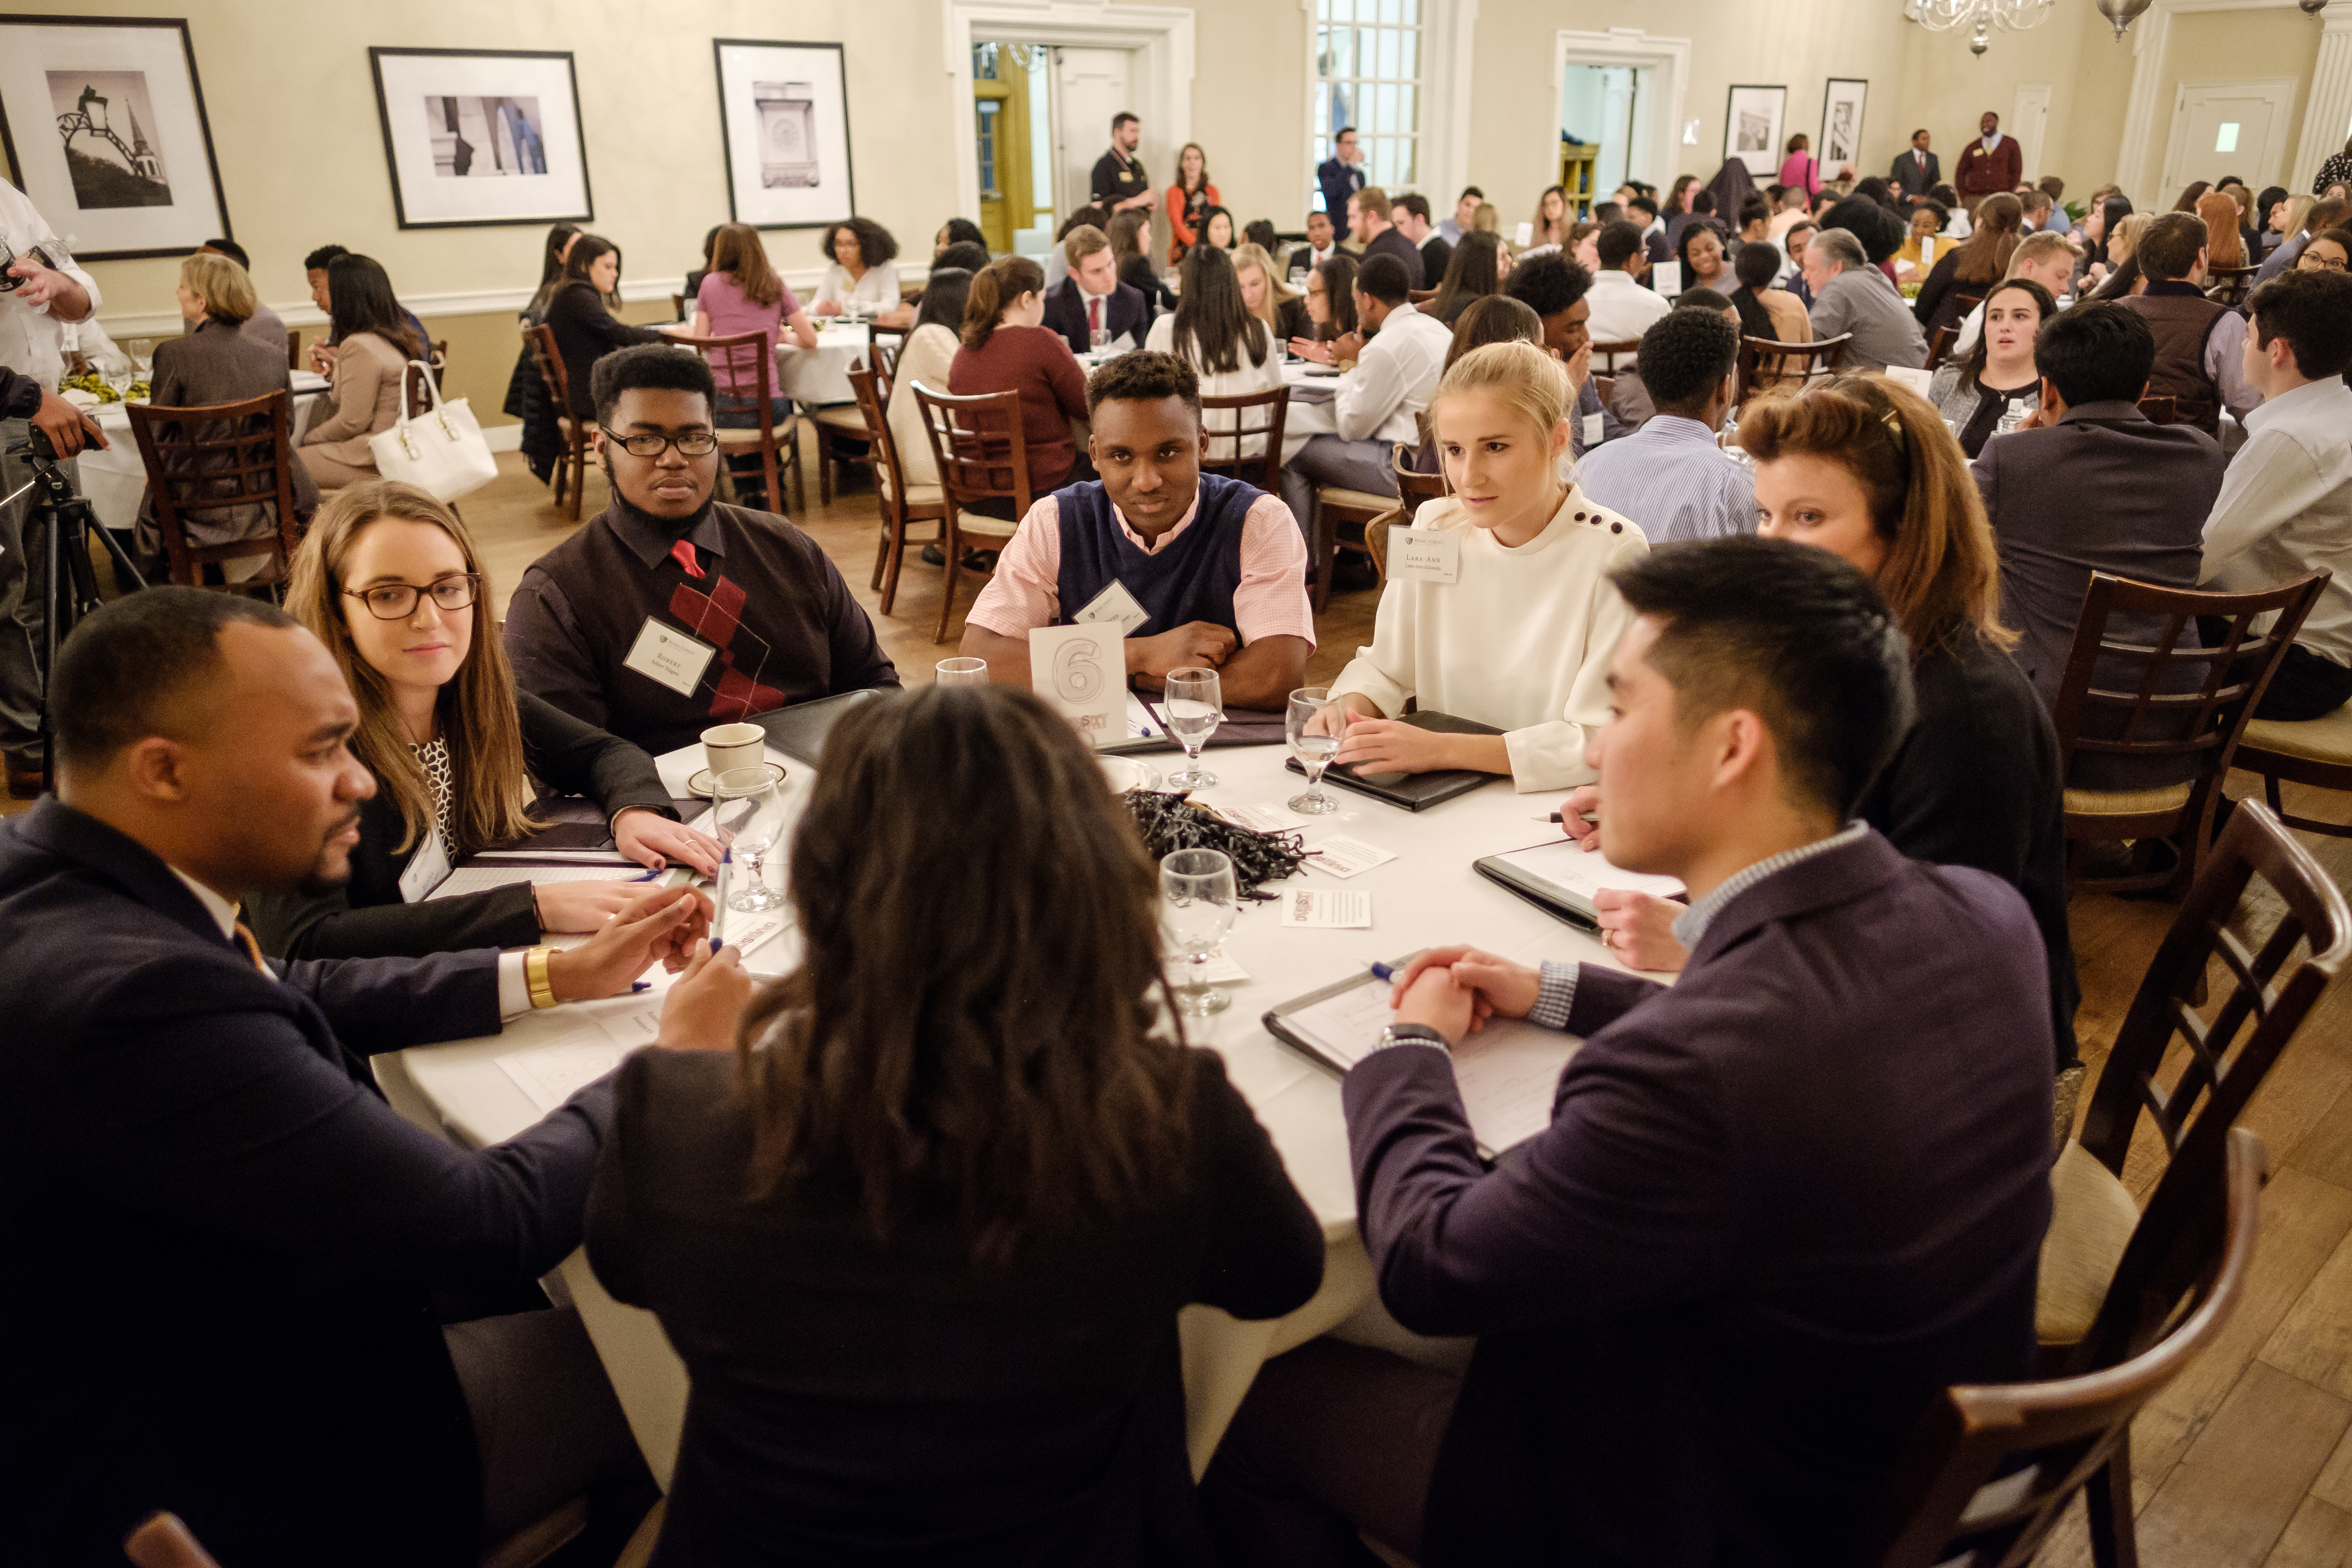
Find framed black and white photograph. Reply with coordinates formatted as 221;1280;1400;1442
368;47;591;230
1724;84;1788;178
713;39;855;230
1822;78;1869;172
0;15;230;260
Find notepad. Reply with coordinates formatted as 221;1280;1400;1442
1473;840;1685;930
495;1000;662;1111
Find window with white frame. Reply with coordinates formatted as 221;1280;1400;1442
1311;0;1423;206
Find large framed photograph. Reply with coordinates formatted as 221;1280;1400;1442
0;15;231;261
1821;78;1869;173
367;48;591;230
713;39;855;230
1724;84;1788;178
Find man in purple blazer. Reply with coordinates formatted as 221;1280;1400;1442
1206;539;2055;1567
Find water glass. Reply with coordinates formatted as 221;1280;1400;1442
1161;848;1238;1016
1161;667;1223;789
711;766;788;913
1285;687;1343;815
125;338;154;377
1090;325;1110;352
935;656;990;686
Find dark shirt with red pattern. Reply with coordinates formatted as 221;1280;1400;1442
503;497;900;757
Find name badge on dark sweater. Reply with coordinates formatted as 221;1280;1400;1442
1075;579;1151;635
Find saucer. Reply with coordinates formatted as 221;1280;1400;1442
1100;755;1163;793
688;760;788;796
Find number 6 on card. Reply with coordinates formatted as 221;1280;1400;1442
1029;621;1125;747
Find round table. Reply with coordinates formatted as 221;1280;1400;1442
658;322;872;407
387;735;1642;1486
71;370;331;534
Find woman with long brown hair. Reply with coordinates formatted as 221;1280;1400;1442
1428;228;1506;324
246;480;722;959
1555;372;2078;1068
2196;189;2247;270
947;254;1092;494
1911;191;2022;336
691;222;820;507
1163;140;1219;263
1530;184;1570;250
584;683;1321;1562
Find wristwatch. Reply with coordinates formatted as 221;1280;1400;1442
1371;1022;1450;1054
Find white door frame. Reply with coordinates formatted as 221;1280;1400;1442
2160;76;2298;194
2012;82;2054;182
941;0;1196;228
1553;28;1691;196
2114;0;2349;203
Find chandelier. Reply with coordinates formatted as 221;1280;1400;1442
1904;0;2058;51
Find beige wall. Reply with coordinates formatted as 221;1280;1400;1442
1892;5;2110;196
2147;8;2323;193
1183;0;1312;231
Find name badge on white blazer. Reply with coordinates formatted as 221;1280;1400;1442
622;617;718;697
1387;526;1462;585
1075;579;1151;635
399;824;454;904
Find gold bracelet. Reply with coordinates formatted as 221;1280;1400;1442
524;945;558;1010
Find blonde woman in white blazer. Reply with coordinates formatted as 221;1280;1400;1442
1320;339;1648;792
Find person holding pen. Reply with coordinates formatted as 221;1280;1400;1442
246;480;724;961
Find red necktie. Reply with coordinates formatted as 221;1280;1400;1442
670;539;704;579
1089;296;1103;334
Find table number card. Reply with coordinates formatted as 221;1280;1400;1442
1029;622;1125;748
1388;526;1461;586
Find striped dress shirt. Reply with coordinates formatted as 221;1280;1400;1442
1573;414;1758;544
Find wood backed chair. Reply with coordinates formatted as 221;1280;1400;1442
1199;385;1290;494
672;328;803;514
2047;570;2325;894
1366;445;1448;579
285;328;301;372
2231;706;2352;838
851;362;945;615
1589;336;1642;374
525;323;590;519
870;337;902;400
1859;1127;2263;1568
1308;486;1390;613
2205;263;2259;307
809;394;876;506
910;381;1031;642
124;389;303;591
671;292;688;323
1592;372;1615;403
1735;331;1853;403
401;339;451;420
869;320;911;365
2136;393;2178;426
1923;325;1956;372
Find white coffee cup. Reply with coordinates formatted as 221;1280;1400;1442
701;721;766;782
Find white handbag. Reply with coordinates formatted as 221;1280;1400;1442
369;360;498;503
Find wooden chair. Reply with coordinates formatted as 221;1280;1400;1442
1923;324;1956;372
525;323;590;519
285;327;301;372
672;328;803;515
1199;385;1290;493
2047;570;2325;894
869;320;911;365
1366;445;1449;579
1589;336;1642;374
2136;393;2178;426
870;337;901;401
401;339;450;420
670;292;688;323
124;389;303;590
808;394;876;506
1308;485;1391;614
1735;331;1853;403
1858;1127;2263;1568
850;362;945;615
2231;704;2352;838
2205;263;2259;307
910;381;1031;642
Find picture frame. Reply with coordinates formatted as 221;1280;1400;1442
367;47;592;230
713;39;855;231
1821;78;1869;174
1724;84;1788;179
0;15;232;261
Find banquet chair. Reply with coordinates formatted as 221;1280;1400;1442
285;328;301;372
2205;264;2259;307
1366;445;1448;580
1923;325;1956;372
673;328;804;515
1735;332;1852;403
871;338;901;401
401;341;450;420
1198;386;1289;493
525;325;590;520
1589;336;1642;374
125;389;303;592
911;381;1031;642
1308;485;1391;613
2230;705;2352;838
809;395;877;506
1859;1128;2262;1568
851;363;944;615
2047;570;2323;895
2136;394;2178;426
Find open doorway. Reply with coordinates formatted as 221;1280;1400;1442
972;42;1058;256
1561;64;1645;216
1553;28;1690;211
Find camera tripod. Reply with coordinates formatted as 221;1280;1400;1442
2;426;146;795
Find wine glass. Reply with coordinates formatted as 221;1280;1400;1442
96;351;134;402
1286;687;1343;815
126;338;154;379
1161;667;1223;789
1090;324;1110;353
711;766;788;913
1161;848;1238;1016
934;657;990;686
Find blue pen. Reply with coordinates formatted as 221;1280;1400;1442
1367;960;1398;983
711;848;731;953
626;866;662;882
632;981;652;993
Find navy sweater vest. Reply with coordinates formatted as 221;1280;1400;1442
1052;474;1257;639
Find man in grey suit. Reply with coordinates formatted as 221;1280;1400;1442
1890;129;1941;203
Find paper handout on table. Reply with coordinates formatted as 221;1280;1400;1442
428;864;651;900
1281;888;1371;927
1221;803;1296;833
1474;839;1685;929
495;1000;662;1112
1305;835;1396;879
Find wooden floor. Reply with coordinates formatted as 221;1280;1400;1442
29;437;2352;1564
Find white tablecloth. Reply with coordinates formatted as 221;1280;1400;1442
389;737;1644;1485
659;322;871;407
74;370;330;533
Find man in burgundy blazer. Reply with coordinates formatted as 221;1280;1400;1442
1205;539;2055;1568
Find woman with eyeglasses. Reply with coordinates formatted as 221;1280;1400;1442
246;480;724;960
2296;227;2352;272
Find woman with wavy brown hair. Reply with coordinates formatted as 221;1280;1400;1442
245;479;720;959
1912;191;2023;336
585;683;1321;1563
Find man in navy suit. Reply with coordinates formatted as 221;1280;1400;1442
1891;127;1942;203
1206;539;2054;1568
0;588;745;1566
1039;223;1150;356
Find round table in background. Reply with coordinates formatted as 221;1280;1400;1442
71;369;331;534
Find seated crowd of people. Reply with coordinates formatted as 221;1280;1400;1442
3;108;2351;1568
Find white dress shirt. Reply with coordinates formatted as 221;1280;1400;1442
1584;269;1674;363
1334;301;1451;445
1574;415;1757;544
1144;314;1285;452
815;260;903;313
0;179;102;391
2200;377;2352;666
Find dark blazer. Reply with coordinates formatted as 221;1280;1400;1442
1890;145;1942;198
544;279;670;420
1365;225;1426;289
587;1047;1323;1565
1418;234;1454;290
0;800;612;1568
244;692;678;961
1040;276;1151;356
135;318;321;567
1343;830;2053;1566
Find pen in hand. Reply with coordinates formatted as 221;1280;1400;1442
711;848;731;954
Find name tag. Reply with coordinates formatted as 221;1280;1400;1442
1075;579;1151;636
1388;525;1461;585
1583;411;1605;447
622;617;718;697
398;824;454;904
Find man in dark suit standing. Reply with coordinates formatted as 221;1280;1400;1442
1039;223;1150;354
1317;127;1366;235
0;588;745;1566
1891;127;1941;203
1956;111;2024;207
1088;111;1153;215
1205;539;2054;1568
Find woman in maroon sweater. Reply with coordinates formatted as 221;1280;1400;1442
947;255;1091;499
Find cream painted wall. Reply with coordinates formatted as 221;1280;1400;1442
1892;4;2109;193
2146;8;2323;189
1181;0;1311;230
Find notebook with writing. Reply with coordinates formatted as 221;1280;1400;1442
1473;838;1687;933
1283;711;1504;811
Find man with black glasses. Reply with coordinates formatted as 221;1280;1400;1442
504;345;898;757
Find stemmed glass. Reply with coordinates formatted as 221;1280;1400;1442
1286;686;1343;815
711;766;788;913
125;338;154;385
935;657;990;686
96;351;134;402
1161;848;1238;1016
1161;667;1223;789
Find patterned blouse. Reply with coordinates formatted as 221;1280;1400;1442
413;737;456;844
